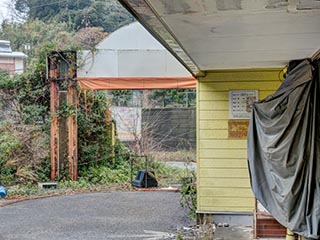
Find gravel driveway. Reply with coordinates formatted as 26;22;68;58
0;191;190;240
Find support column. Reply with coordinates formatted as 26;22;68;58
49;59;59;180
47;51;78;181
67;84;78;180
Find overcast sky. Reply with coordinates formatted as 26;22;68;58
0;0;10;22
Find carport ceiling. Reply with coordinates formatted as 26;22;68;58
119;0;320;76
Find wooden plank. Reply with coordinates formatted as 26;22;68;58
199;129;228;139
199;197;255;208
199;168;250;178
199;158;247;168
200;81;281;91
199;178;251;188
199;139;246;149
199;149;247;158
199;100;229;110
199;91;228;101
199;70;280;82
199;187;254;198
197;206;254;213
197;70;281;213
199;90;277;102
199;110;229;120
259;90;276;99
199;120;228;130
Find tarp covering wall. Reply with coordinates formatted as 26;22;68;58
248;59;320;239
77;77;196;90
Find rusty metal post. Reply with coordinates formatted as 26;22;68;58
49;58;59;180
48;51;78;181
67;83;78;180
58;91;68;179
67;52;78;181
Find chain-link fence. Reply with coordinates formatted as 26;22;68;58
108;89;196;108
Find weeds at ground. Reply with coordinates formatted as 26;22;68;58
176;223;215;240
2;155;187;200
151;150;196;163
179;171;197;220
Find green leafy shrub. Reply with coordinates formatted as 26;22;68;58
59;178;92;189
84;165;130;184
78;90;115;171
179;171;197;220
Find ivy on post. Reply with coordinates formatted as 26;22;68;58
47;51;78;181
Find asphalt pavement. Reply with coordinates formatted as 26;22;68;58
0;191;191;240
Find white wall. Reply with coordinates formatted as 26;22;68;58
78;22;191;78
15;58;24;74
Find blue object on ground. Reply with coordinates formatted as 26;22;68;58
0;186;7;198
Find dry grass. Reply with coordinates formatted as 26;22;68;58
151;150;196;163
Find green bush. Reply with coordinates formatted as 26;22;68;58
78;91;115;171
0;123;22;184
0;122;49;185
84;165;130;184
179;171;197;220
59;178;92;189
7;182;39;196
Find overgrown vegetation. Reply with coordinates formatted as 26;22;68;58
179;171;197;220
9;0;134;32
0;57;189;191
152;150;196;163
78;90;115;171
0;122;49;185
0;1;196;204
0;43;53;185
0;1;128;187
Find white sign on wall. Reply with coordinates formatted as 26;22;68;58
229;90;258;119
110;107;141;141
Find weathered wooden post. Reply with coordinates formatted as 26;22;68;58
47;51;78;180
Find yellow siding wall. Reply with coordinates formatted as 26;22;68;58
197;69;282;213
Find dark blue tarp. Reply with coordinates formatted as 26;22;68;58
248;59;320;239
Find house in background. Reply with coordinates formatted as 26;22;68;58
0;40;27;75
118;0;320;239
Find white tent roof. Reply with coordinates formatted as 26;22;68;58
119;0;320;76
78;22;191;78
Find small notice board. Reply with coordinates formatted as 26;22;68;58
229;90;258;119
